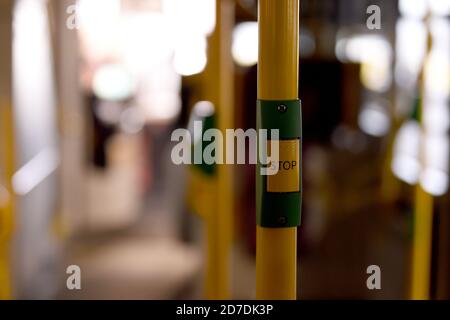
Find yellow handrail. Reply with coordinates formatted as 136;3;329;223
256;0;299;300
410;18;434;300
0;0;14;300
203;0;235;299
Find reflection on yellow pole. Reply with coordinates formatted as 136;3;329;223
203;0;235;299
0;0;14;300
256;0;299;300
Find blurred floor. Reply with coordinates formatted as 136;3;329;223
57;134;203;300
57;232;201;300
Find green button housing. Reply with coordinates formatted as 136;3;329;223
256;99;302;228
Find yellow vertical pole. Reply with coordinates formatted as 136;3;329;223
203;0;235;299
410;18;433;300
256;0;299;300
410;185;433;300
0;0;14;300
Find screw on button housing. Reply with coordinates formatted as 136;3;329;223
277;104;287;113
278;216;287;225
